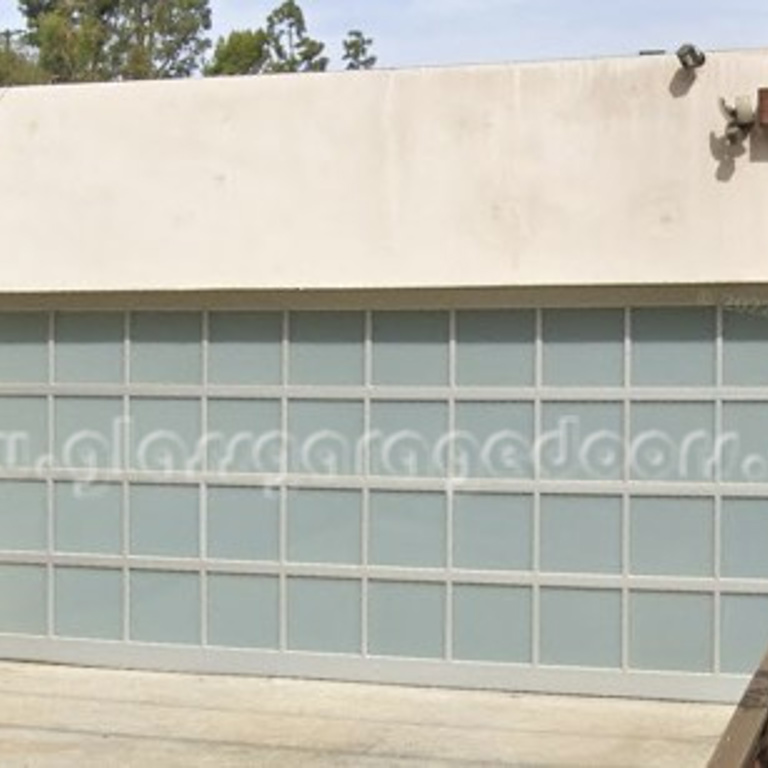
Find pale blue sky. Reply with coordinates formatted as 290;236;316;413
2;0;768;68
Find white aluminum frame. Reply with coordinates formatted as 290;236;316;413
0;305;761;703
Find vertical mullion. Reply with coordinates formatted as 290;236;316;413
46;311;55;638
445;309;456;661
279;310;290;652
122;310;131;642
713;304;724;675
532;308;543;667
622;307;632;672
200;310;209;647
361;310;372;658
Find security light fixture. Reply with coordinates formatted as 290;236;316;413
720;96;756;145
676;43;706;70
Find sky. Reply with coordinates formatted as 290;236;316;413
2;0;768;69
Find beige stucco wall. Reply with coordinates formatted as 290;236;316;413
1;49;767;294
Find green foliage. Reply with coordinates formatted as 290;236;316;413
262;0;328;73
115;0;212;80
18;0;67;32
342;30;376;70
8;0;375;84
206;0;375;78
0;31;48;85
35;2;114;82
15;0;211;83
204;28;268;76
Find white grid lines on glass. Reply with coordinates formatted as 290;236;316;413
0;307;765;685
446;309;457;662
532;308;543;667
361;311;373;658
200;311;210;646
714;304;724;674
45;311;55;639
621;308;632;672
122;312;131;642
279;310;290;653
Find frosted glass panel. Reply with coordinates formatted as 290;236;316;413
129;485;199;558
0;397;47;469
540;496;622;574
369;491;445;568
631;308;715;387
630;402;715;482
453;493;532;571
0;313;47;383
540;402;623;480
630;497;714;577
288;399;363;476
130;398;201;472
369;401;448;477
722;403;768;483
207;399;281;475
54;567;122;640
368;581;445;659
55;313;123;383
723;311;768;386
289;312;364;385
543;309;624;387
630;592;713;672
206;486;279;562
208;312;282;385
456;310;535;387
0;564;46;635
372;312;449;385
287;578;361;654
130;570;201;645
722;499;768;579
0;305;757;690
207;574;279;649
287;489;361;564
453;585;531;663
540;589;621;668
55;397;123;469
0;481;47;552
54;482;122;555
130;312;201;384
721;595;768;674
454;401;534;478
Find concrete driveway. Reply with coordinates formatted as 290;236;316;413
0;661;732;767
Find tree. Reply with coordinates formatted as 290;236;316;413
206;0;375;77
16;0;212;82
262;0;328;73
10;0;375;83
204;28;268;76
0;30;48;85
114;0;212;80
342;30;375;70
34;1;115;82
18;0;66;30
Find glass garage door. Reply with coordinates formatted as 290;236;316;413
0;306;767;701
